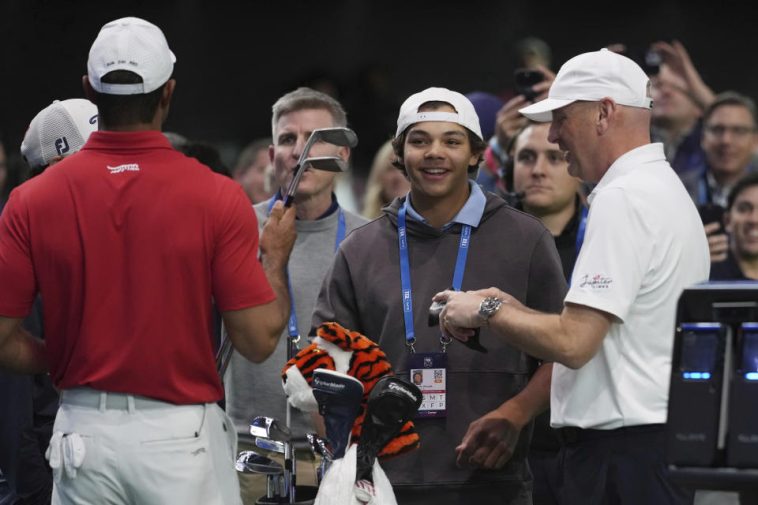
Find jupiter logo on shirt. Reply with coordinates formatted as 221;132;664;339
579;273;613;290
107;163;140;174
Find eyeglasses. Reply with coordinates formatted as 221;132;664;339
704;124;757;138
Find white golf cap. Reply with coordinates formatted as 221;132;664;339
87;16;176;95
20;99;98;169
519;48;653;122
396;87;483;140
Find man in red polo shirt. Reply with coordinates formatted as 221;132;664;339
0;17;295;505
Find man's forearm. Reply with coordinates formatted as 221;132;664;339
490;300;610;369
0;322;48;374
261;253;291;337
495;362;551;429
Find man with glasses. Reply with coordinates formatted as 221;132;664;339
681;91;758;262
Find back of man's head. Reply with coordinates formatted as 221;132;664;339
85;17;176;129
271;87;347;137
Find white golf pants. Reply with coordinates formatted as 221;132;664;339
49;388;241;505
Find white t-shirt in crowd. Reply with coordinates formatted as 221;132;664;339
552;143;710;429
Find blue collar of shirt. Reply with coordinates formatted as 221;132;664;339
403;181;486;229
271;191;340;220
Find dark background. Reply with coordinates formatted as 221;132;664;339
1;0;754;178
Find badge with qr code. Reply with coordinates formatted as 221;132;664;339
408;352;447;418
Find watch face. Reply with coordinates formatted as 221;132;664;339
480;297;502;317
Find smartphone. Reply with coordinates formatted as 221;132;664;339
514;68;545;102
698;203;726;233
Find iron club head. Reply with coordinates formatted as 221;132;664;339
254;436;286;454
304;156;348;173
235;451;283;474
249;416;291;442
311;127;358;148
283;127;358;207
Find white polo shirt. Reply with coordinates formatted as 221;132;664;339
552;143;710;429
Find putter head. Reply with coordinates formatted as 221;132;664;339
235;450;283;474
312;369;364;459
312;127;358;148
255;436;286;454
304;156;348;172
356;376;422;482
250;416;291;442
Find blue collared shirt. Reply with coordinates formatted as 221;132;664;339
403;181;486;229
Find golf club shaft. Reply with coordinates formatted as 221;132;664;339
216;328;233;378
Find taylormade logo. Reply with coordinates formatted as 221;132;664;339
107;163;140;174
314;377;345;391
389;382;417;401
675;432;706;442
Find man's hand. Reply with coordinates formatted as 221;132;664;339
704;221;728;263
434;288;513;342
0;318;48;374
259;201;296;269
650;40;714;110
495;65;555;148
433;290;484;343
455;409;521;470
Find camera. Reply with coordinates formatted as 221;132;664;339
615;45;661;76
514;68;545;102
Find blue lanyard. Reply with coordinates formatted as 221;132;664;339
697;172;712;205
397;205;472;346
267;198;346;338
575;205;588;257
569;205;589;285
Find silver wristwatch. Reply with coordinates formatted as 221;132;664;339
478;296;503;324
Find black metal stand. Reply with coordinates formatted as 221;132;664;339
668;466;758;493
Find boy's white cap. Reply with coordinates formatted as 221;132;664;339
20;99;98;169
87;16;176;95
396;87;483;140
519;48;653;122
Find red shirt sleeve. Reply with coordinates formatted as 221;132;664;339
211;182;275;311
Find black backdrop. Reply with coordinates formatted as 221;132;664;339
1;0;755;176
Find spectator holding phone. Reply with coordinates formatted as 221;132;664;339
710;172;758;280
681;92;758;262
649;40;715;176
484;37;557;184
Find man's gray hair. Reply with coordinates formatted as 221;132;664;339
271;87;347;138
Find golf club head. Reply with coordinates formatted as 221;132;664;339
255;436;286;455
312;369;364;459
306;432;334;461
282;127;357;208
303;156;348;172
356;376;422;482
235;450;283;474
312;127;358;148
249;416;291;442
